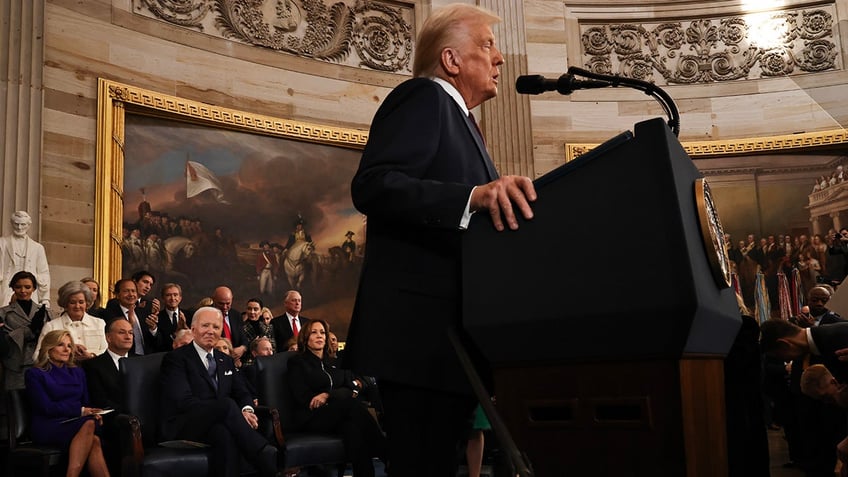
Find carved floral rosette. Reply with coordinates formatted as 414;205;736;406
135;0;414;73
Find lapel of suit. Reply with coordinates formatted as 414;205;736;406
461;109;498;181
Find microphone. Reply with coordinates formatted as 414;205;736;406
515;74;611;95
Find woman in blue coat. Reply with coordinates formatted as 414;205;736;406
25;329;110;477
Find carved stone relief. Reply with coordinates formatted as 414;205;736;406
580;4;841;84
135;0;413;73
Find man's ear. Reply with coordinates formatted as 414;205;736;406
775;338;792;353
440;48;461;76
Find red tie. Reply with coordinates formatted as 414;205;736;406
223;315;232;340
291;317;299;337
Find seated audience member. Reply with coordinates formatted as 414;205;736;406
242;298;275;366
284;337;298;352
215;337;240;367
242;337;274;400
288;319;385;477
158;306;277;477
83;318;134;475
157;283;189;352
802;364;848;406
327;331;339;365
1;270;52;390
172;328;194;349
35;281;107;361
81;277;107;319
25;330;110;477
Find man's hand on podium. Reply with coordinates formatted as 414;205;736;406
471;175;537;231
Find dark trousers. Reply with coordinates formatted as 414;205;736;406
174;398;269;477
379;381;476;477
302;396;385;477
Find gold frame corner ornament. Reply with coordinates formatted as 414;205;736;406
94;78;368;291
694;178;732;289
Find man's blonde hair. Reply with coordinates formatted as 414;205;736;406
412;4;501;78
800;364;832;399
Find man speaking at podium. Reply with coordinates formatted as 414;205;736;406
344;3;536;476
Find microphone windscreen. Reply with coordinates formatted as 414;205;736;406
515;75;547;94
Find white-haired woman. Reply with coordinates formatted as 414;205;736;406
34;281;107;361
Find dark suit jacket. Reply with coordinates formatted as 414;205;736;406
158;342;253;440
222;310;246;349
810;321;848;382
156;308;189;352
103;301;160;354
287;351;358;429
344;77;496;395
82;351;125;412
272;314;308;351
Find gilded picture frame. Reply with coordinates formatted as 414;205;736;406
95;78;368;336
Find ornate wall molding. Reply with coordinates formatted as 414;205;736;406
565;128;848;162
134;0;414;74
579;3;841;85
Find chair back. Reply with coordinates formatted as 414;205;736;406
120;352;165;447
6;388;30;449
255;351;298;430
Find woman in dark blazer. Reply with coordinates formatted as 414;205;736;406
287;319;384;477
25;329;110;477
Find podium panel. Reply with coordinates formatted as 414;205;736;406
462;118;741;476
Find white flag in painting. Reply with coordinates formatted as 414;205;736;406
185;161;230;204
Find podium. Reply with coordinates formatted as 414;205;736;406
462;118;741;476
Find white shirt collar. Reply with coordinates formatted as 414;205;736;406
107;349;128;370
192;341;214;368
431;77;469;116
806;328;821;355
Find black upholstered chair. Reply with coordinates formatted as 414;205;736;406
5;388;65;477
118;352;211;477
255;351;347;476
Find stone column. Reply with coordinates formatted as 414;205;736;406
0;0;44;237
811;215;822;236
831;212;842;232
479;0;534;178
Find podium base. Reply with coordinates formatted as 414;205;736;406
493;357;727;477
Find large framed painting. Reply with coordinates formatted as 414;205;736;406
566;128;848;318
95;79;368;338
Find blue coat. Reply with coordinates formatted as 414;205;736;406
25;364;94;447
